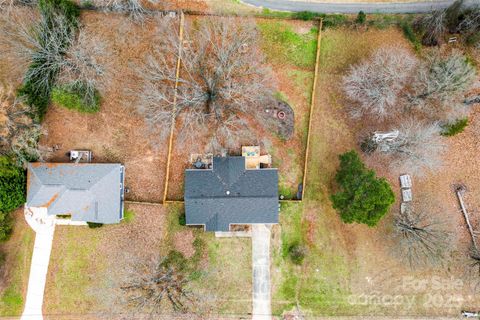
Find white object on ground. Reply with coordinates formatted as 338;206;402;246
214;231;252;238
399;174;412;189
252;224;271;320
54;219;87;226
401;189;413;202
22;207;56;320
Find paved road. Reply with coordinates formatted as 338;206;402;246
251;224;271;320
241;0;477;14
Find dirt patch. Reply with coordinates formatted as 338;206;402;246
41;12;169;202
173;229;196;258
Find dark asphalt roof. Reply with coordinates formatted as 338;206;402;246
185;156;279;231
27;163;125;224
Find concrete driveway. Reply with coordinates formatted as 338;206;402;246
22;208;56;320
241;0;477;13
252;224;272;320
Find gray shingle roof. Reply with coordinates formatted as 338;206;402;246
27;163;125;224
185;156;279;231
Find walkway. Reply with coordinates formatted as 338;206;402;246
21;209;56;320
241;0;477;14
252;224;272;320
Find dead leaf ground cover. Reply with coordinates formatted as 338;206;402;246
272;26;480;317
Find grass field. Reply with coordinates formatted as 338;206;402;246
0;210;35;317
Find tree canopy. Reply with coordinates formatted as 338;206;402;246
331;150;395;227
0;156;26;240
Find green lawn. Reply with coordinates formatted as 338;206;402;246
45;226;106;313
0;212;35;317
259;19;318;199
165;204;252;316
271;26;413;316
258;21;318;69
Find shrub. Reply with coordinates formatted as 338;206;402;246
0;156;26;241
293;11;318;21
123;209;135;223
18;0;80;120
288;243;307;265
356;11;367;24
441;118;468;136
331;150;395;227
178;212;186;226
39;0;80;28
400;21;422;51
51;82;100;113
87;222;103;228
321;14;349;29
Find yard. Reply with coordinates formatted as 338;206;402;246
1;2;480;318
0;209;34;317
271;26;480;316
39;12;317;202
41;203;253;317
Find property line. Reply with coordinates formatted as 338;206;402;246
301;19;323;199
125;199;301;206
162;11;185;204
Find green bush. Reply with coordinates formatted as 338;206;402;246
178;212;186;226
321;14;349;29
18;68;56;121
52;83;100;113
466;32;480;46
19;0;79;120
123;209;135;223
356;11;367;24
0;156;26;241
441;118;468;136
288;242;307;265
400;21;422;51
39;0;80;28
331;150;395;227
87;222;103;228
292;11;319;21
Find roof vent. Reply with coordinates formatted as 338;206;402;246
226;190;230;195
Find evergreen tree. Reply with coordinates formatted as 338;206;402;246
331;150;395;227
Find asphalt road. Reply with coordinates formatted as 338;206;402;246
241;0;477;14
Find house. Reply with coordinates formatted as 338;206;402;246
26;163;125;224
184;156;279;232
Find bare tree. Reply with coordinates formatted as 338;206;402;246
58;29;110;107
411;51;476;108
121;253;197;315
137;17;276;151
0;85;46;166
343;47;417;119
1;10;108;109
458;6;480;35
94;0;153;21
376;120;445;175
393;203;452;268
416;8;447;46
0;10;76;102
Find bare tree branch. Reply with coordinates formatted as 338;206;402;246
136;17;276;151
0;85;47;166
375;120;445;175
343;47;417;119
393;202;453;268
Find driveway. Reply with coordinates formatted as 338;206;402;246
241;0;477;13
22;208;56;320
252;224;271;320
